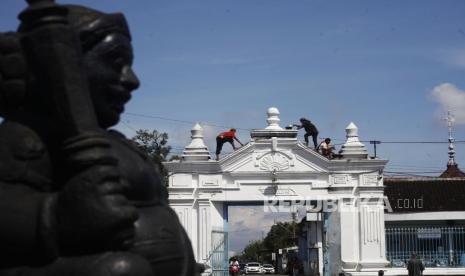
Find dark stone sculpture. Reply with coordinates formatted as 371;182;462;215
0;1;198;275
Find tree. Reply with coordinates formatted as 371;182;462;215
241;240;265;262
238;220;299;263
131;129;172;175
262;222;296;253
169;155;181;161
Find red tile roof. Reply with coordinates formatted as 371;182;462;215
440;164;465;178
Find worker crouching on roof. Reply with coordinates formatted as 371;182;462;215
216;128;243;160
318;138;335;159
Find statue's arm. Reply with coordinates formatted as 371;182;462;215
0;165;139;266
0;183;57;265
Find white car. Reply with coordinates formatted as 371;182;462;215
262;264;275;274
245;262;262;274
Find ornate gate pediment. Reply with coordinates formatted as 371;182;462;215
219;142;328;174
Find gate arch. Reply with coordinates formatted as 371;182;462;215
165;107;389;275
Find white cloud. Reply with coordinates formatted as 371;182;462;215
198;123;219;154
431;83;465;124
229;250;238;258
229;207;268;231
200;123;218;143
228;206;303;253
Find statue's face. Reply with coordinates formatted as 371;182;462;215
83;33;139;128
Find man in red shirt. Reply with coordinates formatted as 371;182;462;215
216;128;243;160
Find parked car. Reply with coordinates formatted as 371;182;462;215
245;262;262;274
390;259;405;267
261;264;275;274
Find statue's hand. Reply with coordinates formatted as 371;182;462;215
56;164;138;254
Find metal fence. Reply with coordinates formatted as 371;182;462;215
210;230;229;276
386;226;465;268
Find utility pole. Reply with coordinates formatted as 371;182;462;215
369;140;381;158
291;211;297;245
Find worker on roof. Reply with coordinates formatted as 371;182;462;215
317;138;335;159
295;117;319;149
215;128;243;160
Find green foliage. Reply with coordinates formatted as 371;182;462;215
242;240;264;261
263;221;296;253
229;256;241;262
131;129;172;174
169;155;181;161
239;221;298;262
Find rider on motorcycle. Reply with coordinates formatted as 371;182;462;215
230;258;240;275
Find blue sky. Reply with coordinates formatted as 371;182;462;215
2;0;465;254
2;0;464;174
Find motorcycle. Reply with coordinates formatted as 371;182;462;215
230;264;240;276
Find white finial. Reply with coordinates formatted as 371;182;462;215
265;107;282;130
250;107;298;139
339;122;368;159
182;123;211;161
445;111;457;166
346;122;358;137
191;123;203;139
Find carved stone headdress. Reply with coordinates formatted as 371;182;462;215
0;5;131;118
63;5;131;51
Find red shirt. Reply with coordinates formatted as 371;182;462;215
219;131;236;138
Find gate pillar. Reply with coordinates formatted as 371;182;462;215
198;199;212;262
339;192;390;272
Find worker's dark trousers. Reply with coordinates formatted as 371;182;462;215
304;132;318;149
216;136;233;155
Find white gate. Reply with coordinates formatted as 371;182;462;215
210;230;229;276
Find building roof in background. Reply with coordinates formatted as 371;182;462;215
440;164;465;178
384;178;465;213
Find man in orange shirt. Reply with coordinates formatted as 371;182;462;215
216;128;243;160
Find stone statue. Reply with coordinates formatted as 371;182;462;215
0;1;198;275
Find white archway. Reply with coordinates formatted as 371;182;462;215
165;107;389;275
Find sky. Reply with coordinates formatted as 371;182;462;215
228;206;296;257
2;0;465;254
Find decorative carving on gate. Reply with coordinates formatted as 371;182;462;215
331;174;350;185
361;206;381;244
363;174;379;186
257;152;291;172
259;186;297;196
